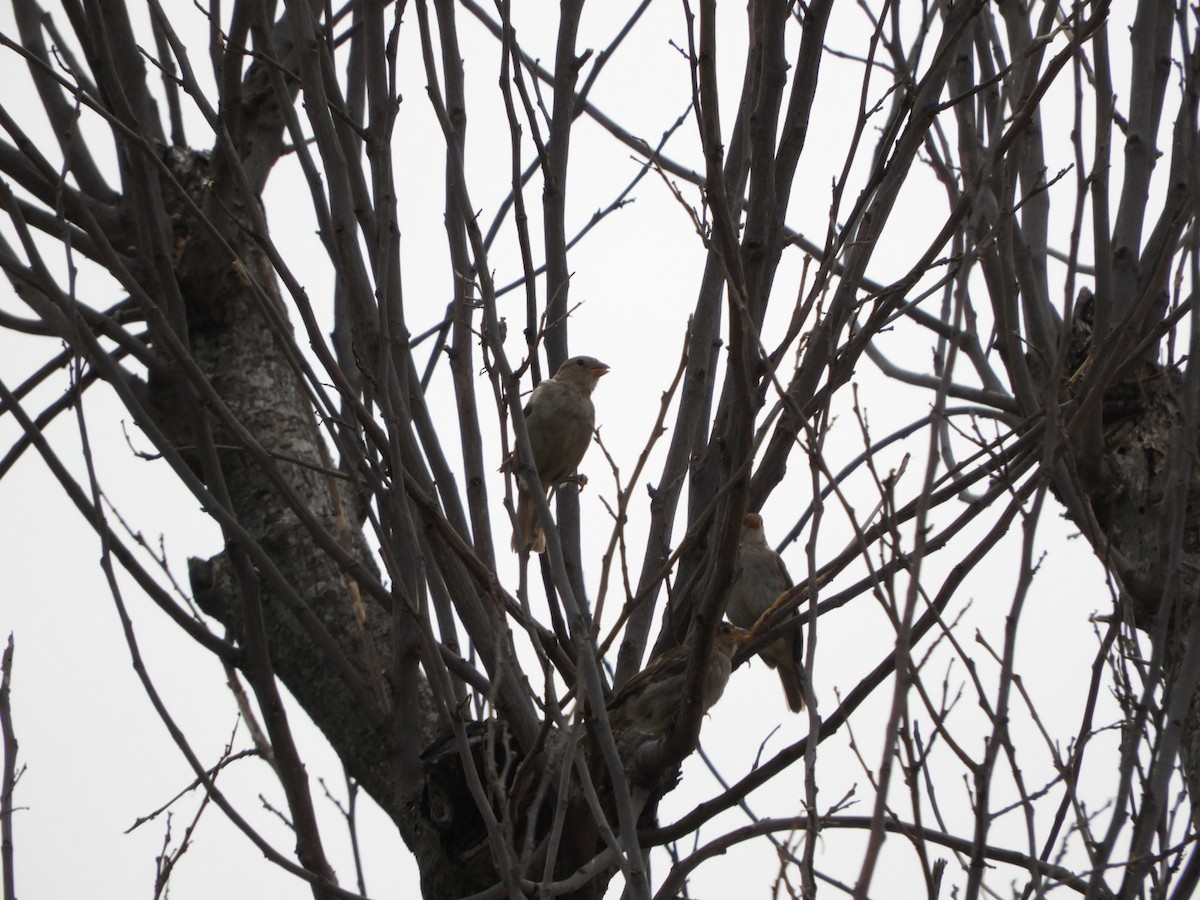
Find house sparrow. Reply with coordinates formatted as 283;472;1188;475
508;355;609;553
606;622;747;734
725;513;805;711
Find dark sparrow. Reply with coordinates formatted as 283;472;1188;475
508;356;609;553
606;622;747;734
725;513;805;711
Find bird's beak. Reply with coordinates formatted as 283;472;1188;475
730;626;753;646
591;362;611;377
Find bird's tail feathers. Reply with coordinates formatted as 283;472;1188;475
762;643;805;712
779;667;805;712
513;491;547;553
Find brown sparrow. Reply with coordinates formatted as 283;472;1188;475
606;622;747;734
507;356;609;553
725;513;805;711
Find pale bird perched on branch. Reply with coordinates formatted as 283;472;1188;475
606;622;748;734
507;355;609;553
725;513;805;712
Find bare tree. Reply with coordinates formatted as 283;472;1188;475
3;0;1199;897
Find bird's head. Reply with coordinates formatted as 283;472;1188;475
740;512;768;545
554;356;610;391
716;621;752;651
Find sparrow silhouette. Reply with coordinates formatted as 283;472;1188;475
606;622;747;734
508;355;609;553
725;513;805;711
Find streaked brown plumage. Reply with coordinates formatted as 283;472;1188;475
606;622;747;734
725;513;805;711
508;356;609;553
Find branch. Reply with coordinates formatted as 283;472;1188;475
0;636;16;900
